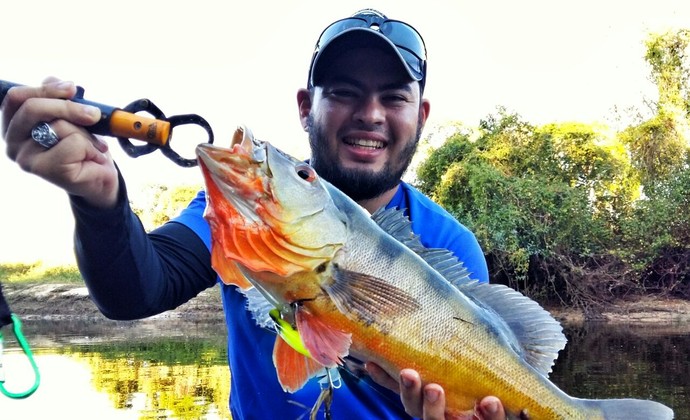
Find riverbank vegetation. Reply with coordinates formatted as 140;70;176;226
414;30;690;314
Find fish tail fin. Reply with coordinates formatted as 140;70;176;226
579;397;674;420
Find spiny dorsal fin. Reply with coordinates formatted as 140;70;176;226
371;206;425;251
371;207;473;285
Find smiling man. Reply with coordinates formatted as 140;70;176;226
1;8;503;420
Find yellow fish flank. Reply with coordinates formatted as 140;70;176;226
196;126;674;420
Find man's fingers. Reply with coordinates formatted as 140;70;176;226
422;383;446;420
2;79;75;120
367;365;509;420
365;362;400;391
475;396;507;420
2;80;100;140
400;369;424;417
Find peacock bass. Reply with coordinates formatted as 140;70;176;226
195;126;674;420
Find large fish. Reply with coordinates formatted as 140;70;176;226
195;126;674;420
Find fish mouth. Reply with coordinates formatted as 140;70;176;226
195;126;268;183
195;126;272;224
231;125;267;162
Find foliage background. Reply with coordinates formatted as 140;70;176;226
414;30;690;311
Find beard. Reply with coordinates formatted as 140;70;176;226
306;115;423;202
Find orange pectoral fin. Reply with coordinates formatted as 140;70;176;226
296;309;352;368
273;336;325;393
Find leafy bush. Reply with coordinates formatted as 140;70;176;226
415;110;642;307
617;164;690;296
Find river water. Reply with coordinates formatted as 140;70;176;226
0;317;686;419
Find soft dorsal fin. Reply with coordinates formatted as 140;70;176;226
371;207;566;376
456;280;567;376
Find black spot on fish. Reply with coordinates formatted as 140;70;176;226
453;316;474;325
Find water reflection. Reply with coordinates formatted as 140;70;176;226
1;318;687;419
74;348;230;419
1;318;230;419
551;321;688;418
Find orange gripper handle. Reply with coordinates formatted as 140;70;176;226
109;110;171;146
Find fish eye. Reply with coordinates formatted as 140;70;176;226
295;164;317;182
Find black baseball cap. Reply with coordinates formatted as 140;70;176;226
307;9;428;91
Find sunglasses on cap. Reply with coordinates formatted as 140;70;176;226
308;15;427;88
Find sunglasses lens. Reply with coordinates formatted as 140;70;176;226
379;21;426;60
317;18;369;48
397;49;424;78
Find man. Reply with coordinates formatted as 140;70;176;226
1;8;507;420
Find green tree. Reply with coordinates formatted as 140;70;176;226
536;122;638;223
416;110;633;305
132;184;201;231
645;29;690;116
613;30;690;296
415;30;690;305
622;30;690;191
617;160;690;296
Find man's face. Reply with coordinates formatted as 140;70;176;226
305;47;429;202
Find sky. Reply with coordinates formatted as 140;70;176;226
1;0;689;265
